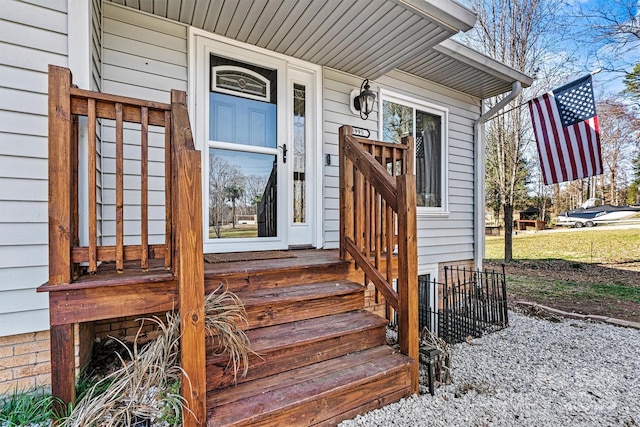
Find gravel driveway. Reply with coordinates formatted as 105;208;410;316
340;311;640;426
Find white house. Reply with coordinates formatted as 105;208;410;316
0;0;531;414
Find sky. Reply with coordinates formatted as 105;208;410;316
457;0;639;100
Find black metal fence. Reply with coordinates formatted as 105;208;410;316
419;265;509;344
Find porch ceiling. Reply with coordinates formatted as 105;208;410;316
109;0;476;80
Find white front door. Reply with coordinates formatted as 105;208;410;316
193;34;320;253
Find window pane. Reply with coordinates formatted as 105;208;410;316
208;148;277;239
382;100;413;144
209;92;276;148
293;84;306;223
416;110;441;207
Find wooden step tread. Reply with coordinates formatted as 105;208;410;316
236;281;362;306
207;346;413;426
204;249;346;277
243;310;386;350
206;311;388;389
205;250;350;293
236;281;364;329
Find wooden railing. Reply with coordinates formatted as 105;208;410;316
47;66;205;425
338;125;419;393
48;65;173;279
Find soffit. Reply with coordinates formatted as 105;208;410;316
109;0;476;80
400;39;534;98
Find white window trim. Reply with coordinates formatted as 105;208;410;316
418;263;439;334
378;88;450;217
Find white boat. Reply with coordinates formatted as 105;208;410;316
556;198;640;227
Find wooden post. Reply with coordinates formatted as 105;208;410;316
338;126;353;260
402;135;414;176
47;65;77;412
397;174;419;394
172;91;206;427
48;65;74;286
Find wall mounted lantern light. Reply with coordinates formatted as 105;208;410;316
352;79;376;120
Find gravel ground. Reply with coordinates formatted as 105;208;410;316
340;311;640;427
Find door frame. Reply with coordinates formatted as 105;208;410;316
189;28;323;253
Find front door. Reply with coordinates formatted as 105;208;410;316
194;36;319;253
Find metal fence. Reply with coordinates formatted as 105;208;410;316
419;265;509;344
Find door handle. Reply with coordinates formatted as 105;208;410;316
279;144;287;163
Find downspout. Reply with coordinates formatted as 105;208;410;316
473;81;522;271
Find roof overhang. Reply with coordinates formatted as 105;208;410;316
110;0;476;80
399;39;533;98
111;0;531;99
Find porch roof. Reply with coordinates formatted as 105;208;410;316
112;0;531;98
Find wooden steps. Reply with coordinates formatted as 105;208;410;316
206;310;388;390
207;346;412;427
205;252;414;426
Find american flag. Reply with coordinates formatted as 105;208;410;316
528;75;602;185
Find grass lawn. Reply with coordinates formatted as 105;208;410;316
485;227;640;322
485;227;640;263
208;225;258;239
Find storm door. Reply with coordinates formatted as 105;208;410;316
194;34;321;253
206;55;286;252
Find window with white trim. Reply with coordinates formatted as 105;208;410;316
380;92;448;213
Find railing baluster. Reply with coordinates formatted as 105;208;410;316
72;116;79;253
88;99;98;273
164;110;172;270
115;102;124;272
140;106;149;271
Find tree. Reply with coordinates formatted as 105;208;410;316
465;0;562;261
597;100;639;204
209;157;243;238
624;63;640;105
244;175;268;208
224;184;244;229
577;0;639;72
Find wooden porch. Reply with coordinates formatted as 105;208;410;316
39;66;419;426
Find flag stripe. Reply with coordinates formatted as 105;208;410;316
569;123;586;178
542;93;565;183
529;96;556;184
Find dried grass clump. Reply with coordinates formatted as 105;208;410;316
61;312;185;427
420;326;452;385
204;284;254;383
62;285;252;426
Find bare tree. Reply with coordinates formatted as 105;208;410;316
244;175;268;209
576;0;639;73
209;157;243;238
465;0;564;261
597;100;640;204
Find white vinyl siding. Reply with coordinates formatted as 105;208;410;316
91;0;103;92
101;3;188;246
0;0;68;336
322;68;481;266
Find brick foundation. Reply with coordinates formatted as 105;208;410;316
0;331;52;395
0;313;166;396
